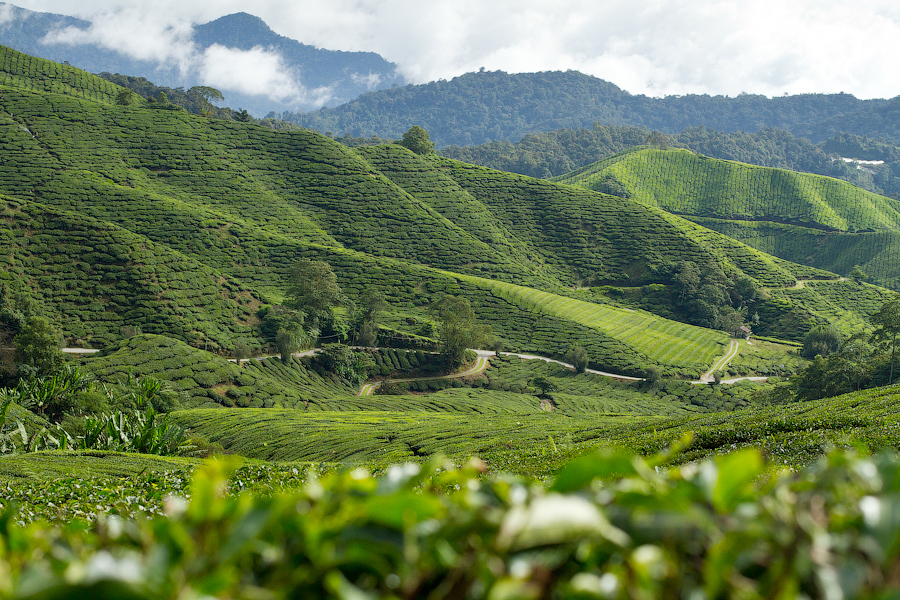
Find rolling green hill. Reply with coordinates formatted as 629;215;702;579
0;44;881;378
440;124;892;197
555;147;900;231
555;148;900;288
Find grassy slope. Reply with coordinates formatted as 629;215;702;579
170;380;900;477
0;196;262;348
555;148;900;286
82;334;356;408
453;273;726;372
0;44;881;376
0;47;809;377
555;147;900;231
690;217;900;287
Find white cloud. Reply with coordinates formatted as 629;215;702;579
0;3;18;25
10;0;900;99
41;8;196;74
350;72;383;91
199;44;333;105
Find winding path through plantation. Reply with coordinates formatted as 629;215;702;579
792;277;849;289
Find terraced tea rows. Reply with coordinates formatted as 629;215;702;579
84;334;355;408
453;273;727;373
556;147;900;232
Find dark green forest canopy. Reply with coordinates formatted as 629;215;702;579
290;69;886;146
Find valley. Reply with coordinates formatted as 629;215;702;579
1;41;900;598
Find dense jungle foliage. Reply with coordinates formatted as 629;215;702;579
289;69;890;146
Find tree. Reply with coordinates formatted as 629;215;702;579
286;258;346;336
315;344;372;384
189;86;224;105
530;376;558;398
275;324;309;364
801;325;843;359
14;316;63;376
565;345;589;373
871;296;900;384
116;89;135;106
353;290;387;347
234;339;251;366
673;261;701;306
400;126;435;155
646;130;668;150
236;109;252;122
850;265;867;284
792;354;854;401
731;277;760;308
429;295;492;370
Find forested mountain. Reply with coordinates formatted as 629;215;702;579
441;124;900;198
290;69;888;146
0;4;404;114
6;43;886;382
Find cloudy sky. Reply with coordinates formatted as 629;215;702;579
5;0;900;100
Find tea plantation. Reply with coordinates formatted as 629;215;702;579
6;44;900;597
555;147;900;288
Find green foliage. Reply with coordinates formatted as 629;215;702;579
529;375;557;397
870;295;900;383
79;408;194;456
399;125;435;154
291;69;877;146
275;325;305;363
565;345;588;373
13;315;63;376
0;363;94;423
314;344;371;384
233;339;251;364
801;324;843;358
286;258;347;336
4;450;900;598
430;295;492;370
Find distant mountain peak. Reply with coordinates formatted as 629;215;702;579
192;12;279;50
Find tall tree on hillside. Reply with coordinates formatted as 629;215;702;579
429;295;491;370
14;316;64;376
400;126;435;155
872;296;900;384
286;258;347;336
353;289;387;347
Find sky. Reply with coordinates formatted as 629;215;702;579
4;0;900;101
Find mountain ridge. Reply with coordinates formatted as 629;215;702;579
0;3;404;114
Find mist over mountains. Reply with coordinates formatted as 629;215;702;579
0;3;405;114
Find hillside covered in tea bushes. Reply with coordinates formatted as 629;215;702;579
0;43;867;378
555;147;900;289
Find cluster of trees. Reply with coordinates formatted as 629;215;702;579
100;73;259;123
783;296;900;402
260;258;490;381
669;261;760;332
